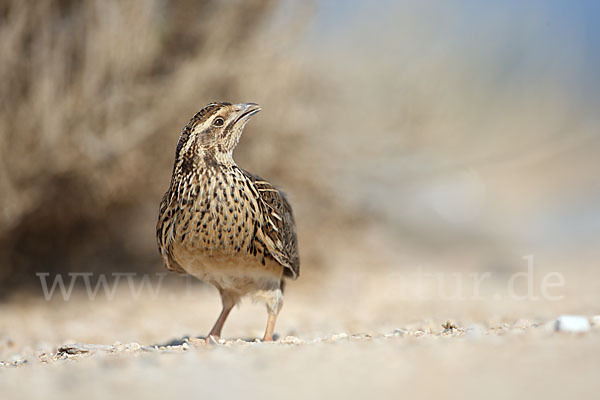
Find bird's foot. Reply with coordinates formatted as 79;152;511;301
205;335;221;345
262;334;274;342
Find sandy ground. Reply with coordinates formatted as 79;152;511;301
1;264;599;400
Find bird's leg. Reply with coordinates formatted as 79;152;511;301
263;312;278;342
262;287;283;342
206;290;237;343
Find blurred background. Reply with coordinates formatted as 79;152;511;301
0;0;599;295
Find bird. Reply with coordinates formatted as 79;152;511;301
156;102;299;343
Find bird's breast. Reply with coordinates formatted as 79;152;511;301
178;169;256;242
168;168;279;286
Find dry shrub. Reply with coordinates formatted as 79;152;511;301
0;0;325;290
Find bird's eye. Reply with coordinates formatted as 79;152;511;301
213;117;225;127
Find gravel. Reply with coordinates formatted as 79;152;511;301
1;270;599;400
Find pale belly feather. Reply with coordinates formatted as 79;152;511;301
172;243;283;295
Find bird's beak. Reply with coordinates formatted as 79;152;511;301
233;103;261;124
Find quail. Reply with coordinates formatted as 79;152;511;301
157;102;299;342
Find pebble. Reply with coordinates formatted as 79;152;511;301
118;343;142;352
58;343;111;355
591;315;600;327
279;336;304;345
330;333;349;341
555;315;591;333
8;354;20;362
8;354;27;366
58;342;143;355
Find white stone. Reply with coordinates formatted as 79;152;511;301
8;354;20;362
330;333;349;341
555;315;591;333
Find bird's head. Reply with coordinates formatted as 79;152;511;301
175;102;261;168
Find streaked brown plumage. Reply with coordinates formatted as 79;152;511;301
157;102;299;342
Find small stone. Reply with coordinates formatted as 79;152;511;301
123;343;141;352
181;342;189;350
330;333;348;341
591;316;600;327
363;331;380;338
555;315;591;333
8;354;23;363
58;343;114;355
57;343;91;355
280;336;303;345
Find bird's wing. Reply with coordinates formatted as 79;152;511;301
156;193;186;274
242;170;300;279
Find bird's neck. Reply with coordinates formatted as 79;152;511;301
202;148;236;168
